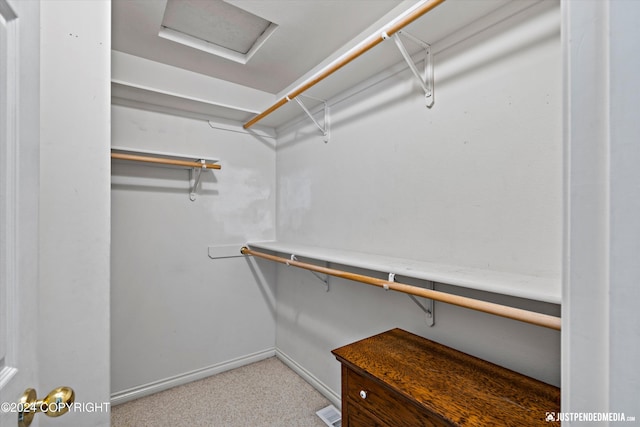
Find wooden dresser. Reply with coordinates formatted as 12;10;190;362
331;328;560;426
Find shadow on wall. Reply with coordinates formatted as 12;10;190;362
111;161;219;196
244;256;277;319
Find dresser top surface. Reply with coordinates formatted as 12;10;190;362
332;328;560;426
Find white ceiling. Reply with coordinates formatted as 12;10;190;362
111;0;537;128
112;0;406;95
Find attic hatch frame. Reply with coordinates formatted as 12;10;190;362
159;0;279;65
243;0;446;130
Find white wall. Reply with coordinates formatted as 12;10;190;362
110;106;277;400
274;0;562;400
39;1;111;426
608;0;640;414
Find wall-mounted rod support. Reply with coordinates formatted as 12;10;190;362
312;270;330;291
289;254;330;289
242;0;447;129
240;246;561;331
189;160;207;201
291;95;330;143
392;31;434;108
408;294;432;315
390;272;435;326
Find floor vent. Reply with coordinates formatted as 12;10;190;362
316;404;341;427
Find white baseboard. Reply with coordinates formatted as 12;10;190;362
275;349;341;409
110;347;276;406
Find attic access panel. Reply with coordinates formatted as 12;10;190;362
160;0;278;64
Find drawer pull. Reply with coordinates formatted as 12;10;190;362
359;390;368;399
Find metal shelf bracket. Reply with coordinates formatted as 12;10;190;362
388;30;434;108
389;273;435;326
189;159;207;201
289;254;330;291
288;94;330;143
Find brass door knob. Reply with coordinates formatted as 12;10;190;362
18;386;75;427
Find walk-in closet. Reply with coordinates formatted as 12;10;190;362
2;0;638;426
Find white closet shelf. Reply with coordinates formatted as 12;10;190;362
111;146;219;164
111;82;257;124
247;241;561;305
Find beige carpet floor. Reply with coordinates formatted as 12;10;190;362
111;357;333;427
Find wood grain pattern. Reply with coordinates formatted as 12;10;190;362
332;329;560;427
346;367;450;427
346;401;387;427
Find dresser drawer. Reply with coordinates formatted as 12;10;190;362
345;402;386;427
346;368;451;427
334;330;560;427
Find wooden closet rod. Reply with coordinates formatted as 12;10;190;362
243;0;446;129
111;152;221;170
241;246;561;331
